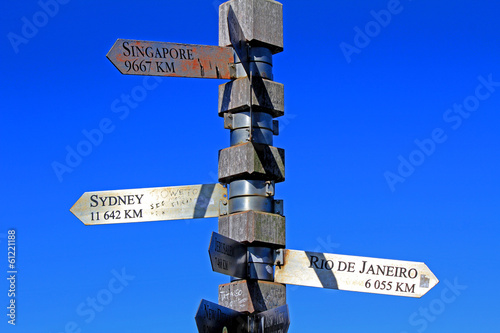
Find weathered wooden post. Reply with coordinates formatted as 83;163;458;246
216;0;287;318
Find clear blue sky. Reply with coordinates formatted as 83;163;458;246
2;0;500;332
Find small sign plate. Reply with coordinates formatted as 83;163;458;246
70;183;226;225
274;249;439;298
107;39;235;79
251;305;290;333
195;299;246;333
209;232;247;279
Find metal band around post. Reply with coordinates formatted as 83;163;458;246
226;111;276;145
234;47;273;79
228;180;275;214
230;128;274;146
229;197;273;213
229;180;275;198
224;112;274;131
247;247;274;281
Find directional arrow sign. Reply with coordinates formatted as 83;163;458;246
195;299;246;333
274;250;439;298
209;232;247;279
107;39;235;79
70;183;226;225
251;305;290;333
195;300;289;333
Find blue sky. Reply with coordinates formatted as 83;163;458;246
2;0;499;332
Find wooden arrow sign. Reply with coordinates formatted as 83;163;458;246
274;249;439;298
195;300;289;333
251;305;290;333
107;39;235;79
70;183;226;225
195;299;246;333
208;232;247;279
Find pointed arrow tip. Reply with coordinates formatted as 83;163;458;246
106;39;126;73
418;264;439;297
70;193;90;225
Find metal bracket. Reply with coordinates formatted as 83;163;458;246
265;181;275;197
274;249;284;267
223;113;234;129
219;199;228;216
273;120;279;135
228;63;237;80
273;200;284;216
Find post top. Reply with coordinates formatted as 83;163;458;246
219;0;284;54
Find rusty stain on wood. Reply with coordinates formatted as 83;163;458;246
107;39;235;79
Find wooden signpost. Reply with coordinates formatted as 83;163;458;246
71;0;440;330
